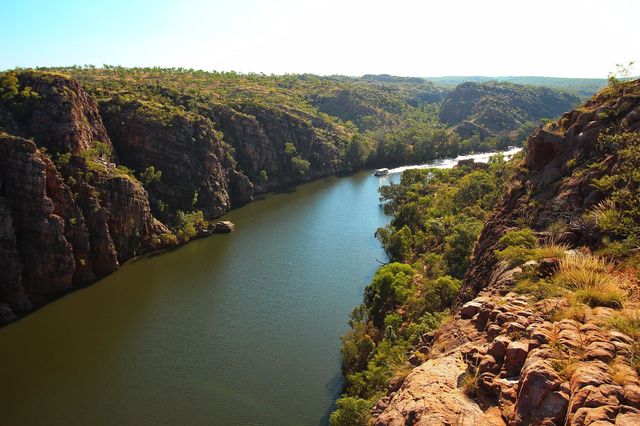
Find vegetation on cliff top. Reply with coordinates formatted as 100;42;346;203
20;66;582;166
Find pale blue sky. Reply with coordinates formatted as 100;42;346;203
2;0;638;77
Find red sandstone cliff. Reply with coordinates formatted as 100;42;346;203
0;71;251;324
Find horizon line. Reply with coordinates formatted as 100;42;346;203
0;65;611;81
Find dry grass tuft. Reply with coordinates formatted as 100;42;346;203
555;253;627;308
534;243;569;260
460;369;479;397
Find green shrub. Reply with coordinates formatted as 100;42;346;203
364;263;414;328
291;156;310;176
496;245;535;267
497;228;538;249
139;166;162;186
383;313;403;333
454;170;497;209
443;219;482;278
376;225;413;262
160;232;178;246
0;72;19;100
403;311;447;343
329;397;372;426
514;278;565;300
345;339;410;399
423;276;461;313
174;210;206;243
340;322;376;374
591;132;640;240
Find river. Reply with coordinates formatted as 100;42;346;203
0;149;520;426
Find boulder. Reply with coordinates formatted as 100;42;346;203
488;336;511;362
214;221;235;233
570;362;612;394
461;301;482;319
505;341;529;376
512;360;563;424
374;353;504;425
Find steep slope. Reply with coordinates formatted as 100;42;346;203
0;71;247;323
461;80;640;302
373;82;640;425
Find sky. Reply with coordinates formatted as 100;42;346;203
1;0;638;78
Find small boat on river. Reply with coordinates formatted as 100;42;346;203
373;168;389;177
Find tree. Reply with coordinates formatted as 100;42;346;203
608;62;635;87
423;276;461;312
291;156;310;176
139;166;162;186
329;397;371;426
454;170;496;209
363;262;414;327
345;135;367;169
0;72;19;101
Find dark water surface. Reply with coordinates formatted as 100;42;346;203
0;149;519;425
0;171;389;426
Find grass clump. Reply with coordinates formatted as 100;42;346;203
534;243;569;260
497;240;568;268
550;356;580;380
460;369;479;397
554;253;627;308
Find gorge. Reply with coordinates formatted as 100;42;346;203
3;67;639;426
0;150;513;425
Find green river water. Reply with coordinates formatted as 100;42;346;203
0;149;519;425
0;171;389;426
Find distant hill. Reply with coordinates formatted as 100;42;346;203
439;81;581;138
425;76;606;98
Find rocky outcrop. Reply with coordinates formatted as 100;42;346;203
0;72;171;323
0;71;112;154
375;82;640;425
374;353;505;425
376;288;640;426
461;81;640;300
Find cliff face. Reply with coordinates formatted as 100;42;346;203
461;81;640;301
373;82;640;425
208;103;346;191
0;72;179;323
100;96;252;219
